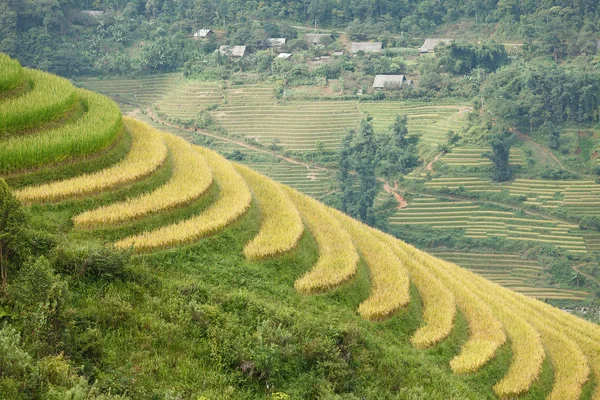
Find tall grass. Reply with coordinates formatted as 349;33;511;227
0;68;77;134
115;146;252;252
285;188;359;294
0;53;23;93
0;89;122;173
73;133;213;228
236;164;304;260
15;118;167;203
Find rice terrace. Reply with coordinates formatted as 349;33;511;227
3;1;600;398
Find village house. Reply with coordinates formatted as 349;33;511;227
193;29;213;39
267;38;287;51
419;38;454;53
219;45;246;58
372;75;413;90
304;33;334;46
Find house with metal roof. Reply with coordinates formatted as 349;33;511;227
277;53;292;60
267;38;287;50
219;45;246;58
419;38;454;53
80;10;105;18
193;29;213;39
372;75;413;89
304;34;334;46
351;42;383;54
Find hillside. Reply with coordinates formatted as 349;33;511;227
3;55;600;399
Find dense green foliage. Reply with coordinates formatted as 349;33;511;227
2;0;600;77
437;41;508;75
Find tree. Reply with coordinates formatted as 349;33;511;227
483;124;514;182
0;179;27;289
542;121;561;150
339;120;378;225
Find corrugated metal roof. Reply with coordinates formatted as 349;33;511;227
277;53;292;60
419;38;453;53
372;75;405;88
219;45;246;57
267;38;287;48
194;29;213;38
351;42;383;53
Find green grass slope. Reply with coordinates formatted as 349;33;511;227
4;55;600;400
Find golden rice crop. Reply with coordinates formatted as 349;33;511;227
15;117;167;203
432;257;544;396
0;89;122;173
329;210;410;321
72;133;213;228
0;68;77;134
398;244;505;374
115;146;252;252
462;268;592;399
235;164;304;260
284;188;359;294
0;53;23;93
375;232;455;349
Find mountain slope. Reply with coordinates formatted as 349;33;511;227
1;54;600;399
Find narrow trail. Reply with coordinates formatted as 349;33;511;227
573;264;600;287
141;108;329;171
426;152;443;172
383;180;407;208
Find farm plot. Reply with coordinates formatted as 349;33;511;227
424;177;600;214
440;146;525;167
153;81;223;120
212;84;362;151
76;73;181;111
427;252;588;301
389;195;587;253
359;102;469;148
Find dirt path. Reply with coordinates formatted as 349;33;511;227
426;152;444;172
143;108;329;171
573;264;600;287
383;181;407;208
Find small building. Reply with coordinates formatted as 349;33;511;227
80;10;105;18
193;29;213;39
333;51;344;56
219;45;246;58
267;38;287;50
304;33;334;46
372;75;412;90
277;53;292;60
351;42;383;54
419;38;454;53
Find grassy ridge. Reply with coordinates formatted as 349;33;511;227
0;68;77;134
0;89;122;173
0;53;23;93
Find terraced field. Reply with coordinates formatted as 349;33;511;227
154;81;223;120
8;56;600;399
212;84;363;151
76;73;181;113
389;195;587;253
359;101;469;148
428;252;588;300
440;146;526;167
423;177;600;215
